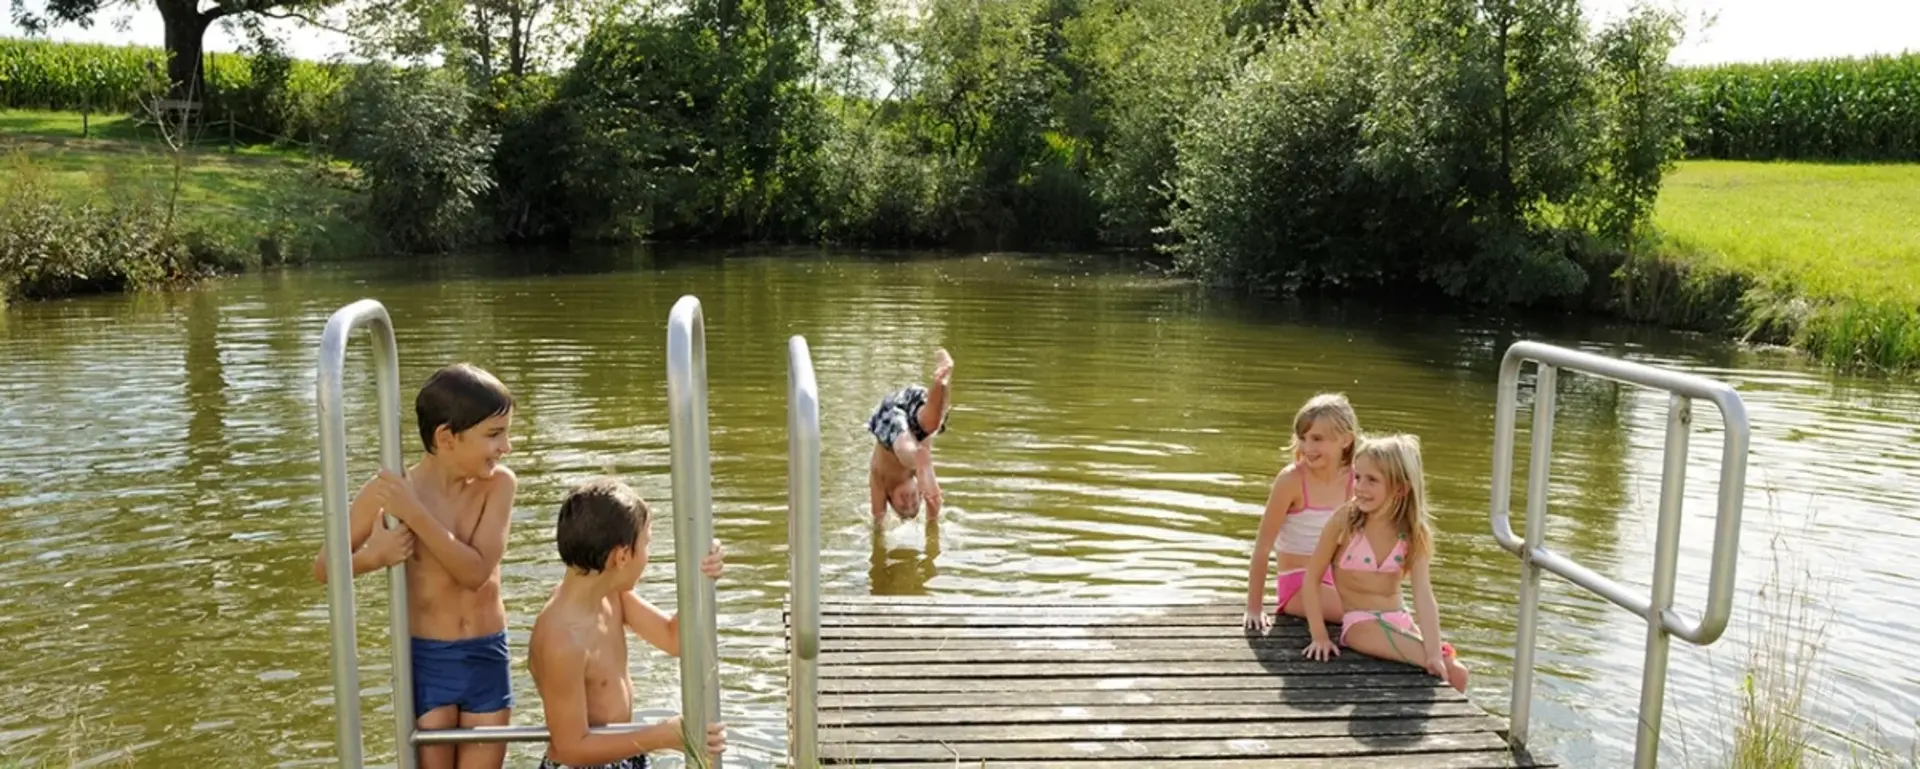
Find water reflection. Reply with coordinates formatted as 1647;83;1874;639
870;517;943;596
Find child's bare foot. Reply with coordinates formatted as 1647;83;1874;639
1445;650;1469;693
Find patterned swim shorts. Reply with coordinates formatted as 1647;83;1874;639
867;384;949;448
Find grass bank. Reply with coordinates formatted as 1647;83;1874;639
0;109;363;304
1626;160;1920;372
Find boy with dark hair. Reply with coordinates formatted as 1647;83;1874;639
530;477;727;768
312;362;519;769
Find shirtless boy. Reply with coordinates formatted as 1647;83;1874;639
867;348;954;522
529;478;727;769
311;362;518;769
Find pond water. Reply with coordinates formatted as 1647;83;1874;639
0;248;1914;767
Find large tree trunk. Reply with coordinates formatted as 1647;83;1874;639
158;0;212;103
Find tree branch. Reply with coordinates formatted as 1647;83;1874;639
252;6;358;36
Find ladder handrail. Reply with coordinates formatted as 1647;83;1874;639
316;296;725;765
1489;340;1749;769
786;335;822;768
315;298;416;769
667;295;722;764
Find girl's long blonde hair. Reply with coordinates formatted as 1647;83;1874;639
1341;433;1432;573
1285;392;1359;467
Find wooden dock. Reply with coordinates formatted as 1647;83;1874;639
795;597;1555;768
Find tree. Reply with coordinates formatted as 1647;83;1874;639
10;0;339;101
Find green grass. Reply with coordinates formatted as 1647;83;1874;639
1;108;365;273
1650;160;1920;371
1655;161;1920;304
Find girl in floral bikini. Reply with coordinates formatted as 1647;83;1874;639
1300;433;1469;693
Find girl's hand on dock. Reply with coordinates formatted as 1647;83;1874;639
1303;637;1339;661
1242;607;1273;632
1425;652;1448;679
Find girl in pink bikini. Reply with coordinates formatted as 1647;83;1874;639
1300;433;1469;693
1243;393;1359;631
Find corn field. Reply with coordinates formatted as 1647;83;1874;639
0;38;344;124
1679;53;1920;162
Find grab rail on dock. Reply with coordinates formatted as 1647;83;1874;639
315;299;413;769
1489;340;1750;769
786;335;822;768
667;295;723;764
314;296;722;766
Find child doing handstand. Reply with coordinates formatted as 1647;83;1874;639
867;348;954;522
1300;434;1470;693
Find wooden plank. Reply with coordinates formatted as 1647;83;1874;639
823;635;1321;651
816;602;1251;616
816;701;1490;727
831;752;1553;769
818;596;1232;607
819;645;1408;666
822;612;1259;627
819;673;1443;694
818;624;1309;640
822;687;1461;710
821;714;1504;743
820;730;1514;761
819;659;1421;678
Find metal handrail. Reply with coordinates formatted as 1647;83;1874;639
1489;340;1749;769
314;299;415;769
667;295;722;765
786;335;822;768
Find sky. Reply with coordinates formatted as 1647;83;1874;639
2;0;1916;66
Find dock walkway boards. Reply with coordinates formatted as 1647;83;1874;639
795;596;1555;768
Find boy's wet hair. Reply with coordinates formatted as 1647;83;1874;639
415;363;514;453
556;477;650;573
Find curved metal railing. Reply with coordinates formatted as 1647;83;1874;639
1490;340;1750;769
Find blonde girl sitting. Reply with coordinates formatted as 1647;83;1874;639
1300;433;1469;693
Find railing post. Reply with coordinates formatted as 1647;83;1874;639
786;336;821;769
1507;363;1557;745
1635;395;1692;769
315;299;414;769
667;296;721;766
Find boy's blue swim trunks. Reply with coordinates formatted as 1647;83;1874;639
410;631;511;718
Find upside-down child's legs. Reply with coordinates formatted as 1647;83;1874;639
916;349;952;434
1339;617;1470;693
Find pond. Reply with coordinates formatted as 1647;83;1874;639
0;248;1913;767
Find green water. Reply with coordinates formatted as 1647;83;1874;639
1;248;1915;767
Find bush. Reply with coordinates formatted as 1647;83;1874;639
1168;0;1684;306
339;65;498;253
0;154;193;301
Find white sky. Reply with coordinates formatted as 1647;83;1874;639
1;0;1915;66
